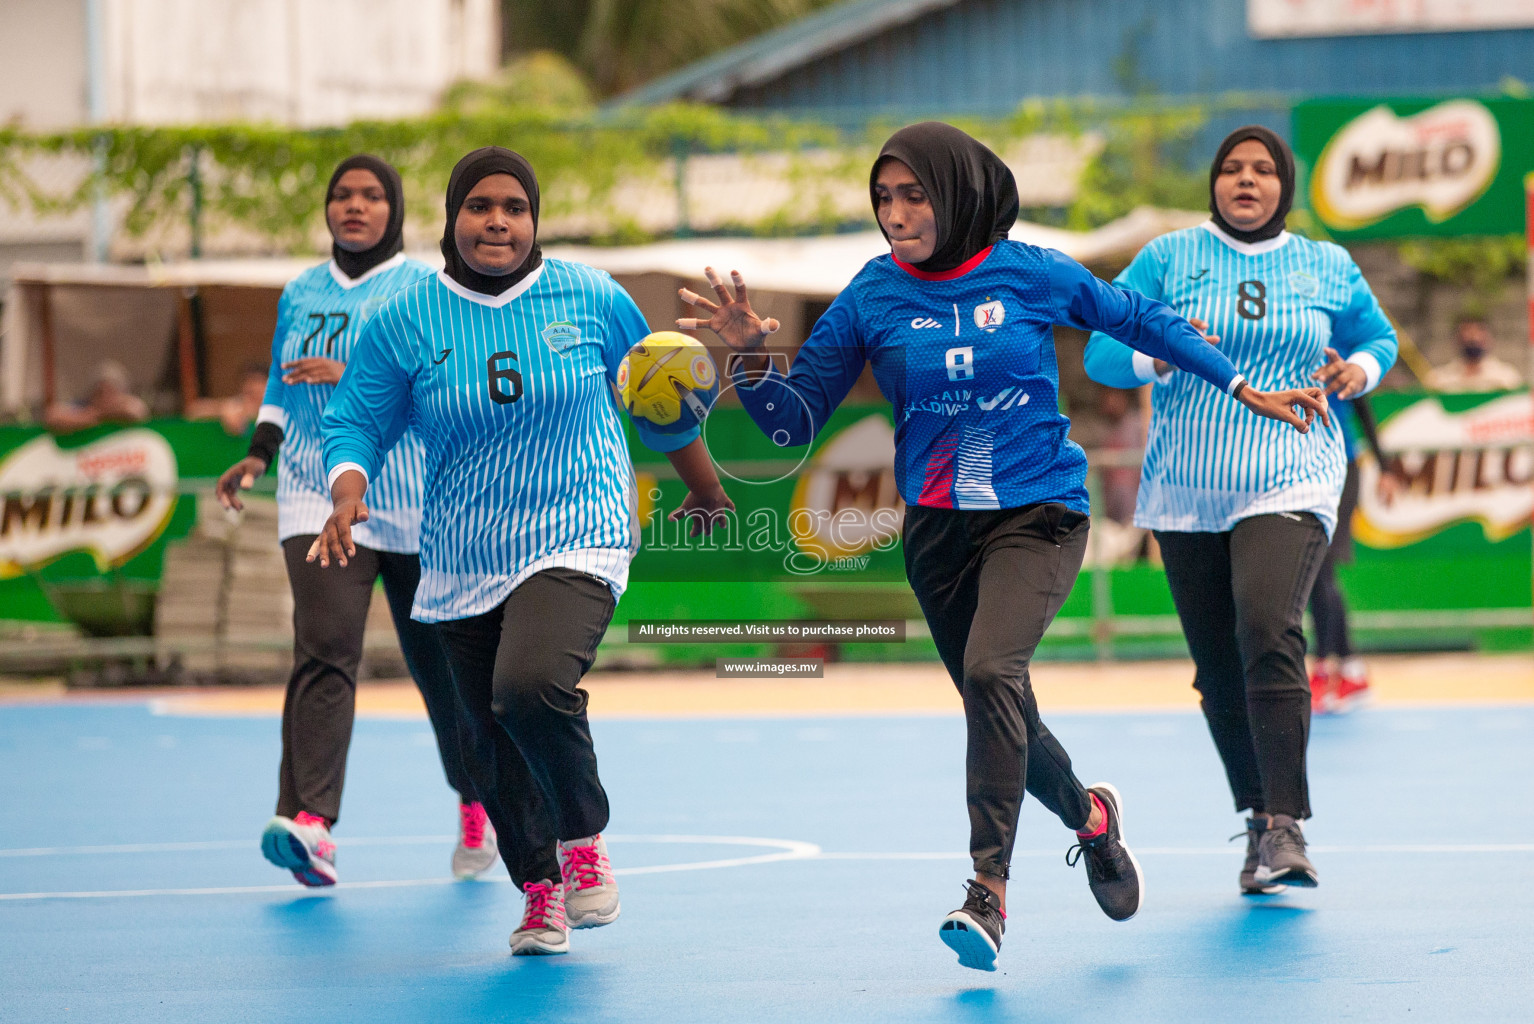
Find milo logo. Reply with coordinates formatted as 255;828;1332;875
1355;394;1532;548
788;415;903;564
0;429;178;576
1311;100;1500;230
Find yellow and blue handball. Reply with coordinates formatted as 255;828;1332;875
616;331;720;434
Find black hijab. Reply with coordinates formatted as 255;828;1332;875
871;122;1019;274
1208;125;1295;244
326;155;405;280
441;146;542;296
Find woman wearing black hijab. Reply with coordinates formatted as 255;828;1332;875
1085;126;1398;895
214;155;501;888
312;147;735;956
680;121;1325;971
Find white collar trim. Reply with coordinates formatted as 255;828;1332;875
1201;220;1291;255
328;251;407;289
435;263;545;307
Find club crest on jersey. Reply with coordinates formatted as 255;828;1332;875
1289;270;1320;299
359;295;389;321
541;320;582;354
973;299;1005;333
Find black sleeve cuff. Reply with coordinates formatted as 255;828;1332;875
247;421;284;471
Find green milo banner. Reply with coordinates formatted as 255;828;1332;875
1293;96;1534;239
0;421;251;631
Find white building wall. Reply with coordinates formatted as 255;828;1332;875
104;0;499;127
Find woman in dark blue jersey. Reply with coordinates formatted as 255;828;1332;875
681;122;1326;971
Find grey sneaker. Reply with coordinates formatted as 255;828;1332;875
1235;817;1287;895
1065;783;1144;921
509;879;569;956
559;834;620;928
452;801;498;880
1254;814;1318;888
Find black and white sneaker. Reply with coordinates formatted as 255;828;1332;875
939;880;1005;972
1254;814;1318;888
1065;783;1144;921
1234;817;1286;895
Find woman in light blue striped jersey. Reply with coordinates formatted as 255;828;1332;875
1084;125;1399;896
215;155;497;890
311;147;734;957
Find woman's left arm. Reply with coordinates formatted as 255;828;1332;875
1049;250;1327;432
1312;258;1399;399
603;282;734;535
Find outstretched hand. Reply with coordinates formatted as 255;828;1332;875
677;267;780;352
1236;385;1330;433
306;498;369;568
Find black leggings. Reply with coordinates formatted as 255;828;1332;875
436;568;617;887
904;502;1094;880
277;536;472;825
1156;513;1329;819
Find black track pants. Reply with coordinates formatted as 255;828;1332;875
904;502;1094;880
436;568;616;887
1155;513;1329;819
277;536;473;825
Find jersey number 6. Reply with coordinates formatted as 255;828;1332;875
487;350;523;405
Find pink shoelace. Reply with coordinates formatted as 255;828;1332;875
459;802;488;849
521;881;565;930
560;841;605;891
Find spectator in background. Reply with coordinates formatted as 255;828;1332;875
44;359;150;433
1425;316;1523;393
186;362;269;435
1096;387;1144;526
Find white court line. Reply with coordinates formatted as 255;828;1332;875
0;834;821;902
818;844;1534;860
0;836;457;858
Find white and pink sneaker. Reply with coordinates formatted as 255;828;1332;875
559;833;620;929
452;801;499;879
509;879;569;956
261;811;338;887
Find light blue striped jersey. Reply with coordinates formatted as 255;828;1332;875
320;260;696;623
1083;223;1398;537
257;254;434;550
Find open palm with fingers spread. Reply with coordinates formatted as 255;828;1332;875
677;267;780;352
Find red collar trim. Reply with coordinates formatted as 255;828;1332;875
893;245;994;281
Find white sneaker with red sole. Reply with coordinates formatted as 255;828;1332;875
509;879;569;955
451;801;499;879
1332;660;1373;711
559;833;620;929
261;811;338;887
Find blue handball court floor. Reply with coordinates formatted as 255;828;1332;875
1;679;1531;1023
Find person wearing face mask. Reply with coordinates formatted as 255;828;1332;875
217;156;497;887
214;156;497;888
678;121;1327;972
312;147;734;957
1424;315;1523;393
1083;126;1400;896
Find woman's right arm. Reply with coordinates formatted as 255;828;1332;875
309;308;417;566
217;289;293;511
679;268;867;448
